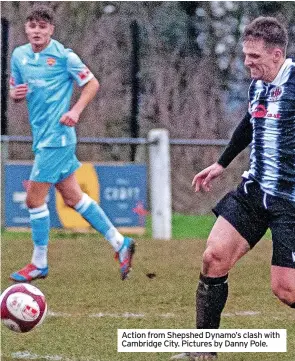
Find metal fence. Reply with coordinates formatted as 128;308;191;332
1;135;229;147
1;133;230;238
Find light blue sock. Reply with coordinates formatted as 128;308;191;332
29;204;50;268
74;193;124;251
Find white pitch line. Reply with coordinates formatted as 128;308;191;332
47;310;73;317
11;351;101;361
89;312;145;318
47;310;176;318
223;311;261;317
11;351;62;360
47;310;262;319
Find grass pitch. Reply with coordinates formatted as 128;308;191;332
1;216;294;361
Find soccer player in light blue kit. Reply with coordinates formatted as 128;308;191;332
9;5;135;282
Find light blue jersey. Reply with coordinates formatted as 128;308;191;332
10;39;94;152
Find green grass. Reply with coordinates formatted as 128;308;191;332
2;213;215;241
1;215;291;361
1;213;271;241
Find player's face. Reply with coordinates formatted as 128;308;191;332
243;38;281;83
25;20;54;52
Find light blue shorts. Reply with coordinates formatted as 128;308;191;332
30;145;81;184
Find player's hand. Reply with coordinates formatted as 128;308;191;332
192;162;225;192
60;110;80;127
9;84;28;101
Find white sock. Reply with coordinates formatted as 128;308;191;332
32;245;48;268
74;193;124;251
105;227;124;252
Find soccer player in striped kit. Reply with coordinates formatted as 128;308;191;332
172;16;295;361
9;4;135;282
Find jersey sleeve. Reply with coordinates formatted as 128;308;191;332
217;112;253;168
10;50;23;89
66;50;94;87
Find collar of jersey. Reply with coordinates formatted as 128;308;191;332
270;58;293;86
29;39;54;56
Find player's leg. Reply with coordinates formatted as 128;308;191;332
270;196;295;308
10;180;51;282
55;173;135;280
10;146;80;282
171;217;250;361
55;173;123;248
195;179;268;333
171;178;269;360
271;266;295;307
197;216;250;330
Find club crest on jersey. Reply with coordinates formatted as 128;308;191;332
269;86;282;101
46;57;56;66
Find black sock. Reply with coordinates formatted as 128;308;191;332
196;273;228;329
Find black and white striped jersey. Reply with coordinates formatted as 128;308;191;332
247;58;295;201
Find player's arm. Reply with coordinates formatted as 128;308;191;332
60;78;99;127
60;51;99;127
217;112;252;168
72;77;99;115
192;112;252;192
9;84;28;102
9;50;27;103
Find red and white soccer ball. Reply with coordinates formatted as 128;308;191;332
0;283;47;333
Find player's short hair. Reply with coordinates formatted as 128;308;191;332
242;16;288;54
26;4;55;24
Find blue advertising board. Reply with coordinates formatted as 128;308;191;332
5;162;147;230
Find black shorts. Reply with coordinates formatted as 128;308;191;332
213;178;295;268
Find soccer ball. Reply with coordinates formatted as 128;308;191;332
0;283;47;333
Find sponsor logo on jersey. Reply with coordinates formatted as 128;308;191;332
46;57;56;66
252;104;267;118
78;67;91;80
252;104;281;119
28;79;47;87
269;86;282;101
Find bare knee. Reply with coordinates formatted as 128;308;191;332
61;193;82;208
271;282;295;306
26;194;46;209
202;247;231;276
58;187;83;208
271;266;295;307
55;177;83;208
25;182;51;209
201;216;250;277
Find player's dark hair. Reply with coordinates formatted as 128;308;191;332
242;16;288;54
26;4;55;24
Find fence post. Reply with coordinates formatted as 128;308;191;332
1;138;9;228
148;129;172;240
